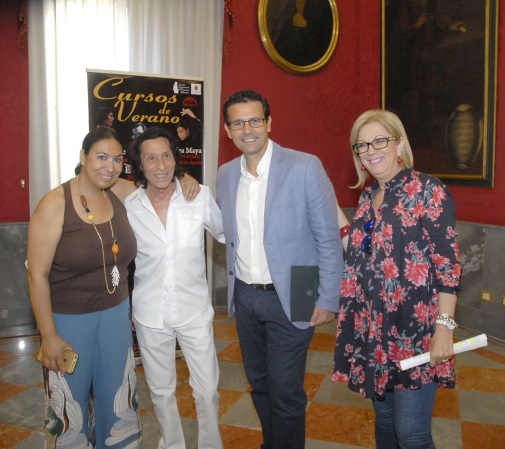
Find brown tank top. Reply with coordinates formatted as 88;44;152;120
49;181;137;314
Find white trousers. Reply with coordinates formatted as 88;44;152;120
134;304;222;449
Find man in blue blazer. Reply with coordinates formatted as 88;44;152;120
217;90;343;449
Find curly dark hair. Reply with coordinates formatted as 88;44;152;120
130;126;185;189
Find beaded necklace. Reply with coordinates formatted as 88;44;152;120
77;177;120;294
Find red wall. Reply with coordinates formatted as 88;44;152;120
0;1;503;224
219;1;505;226
0;1;29;222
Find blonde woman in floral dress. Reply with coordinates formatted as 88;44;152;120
333;110;461;449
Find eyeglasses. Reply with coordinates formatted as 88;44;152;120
361;218;375;254
352;136;397;154
228;118;266;131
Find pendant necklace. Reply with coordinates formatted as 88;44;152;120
77;177;120;294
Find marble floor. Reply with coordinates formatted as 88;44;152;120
1;314;505;449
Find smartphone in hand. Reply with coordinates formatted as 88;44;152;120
36;347;79;374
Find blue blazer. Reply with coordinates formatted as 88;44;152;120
216;141;343;329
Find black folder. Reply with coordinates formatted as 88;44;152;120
290;266;319;322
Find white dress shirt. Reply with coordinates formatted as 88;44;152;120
125;179;224;329
235;139;273;285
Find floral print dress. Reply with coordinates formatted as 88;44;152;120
333;169;462;399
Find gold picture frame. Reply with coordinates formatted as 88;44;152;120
258;0;339;75
381;0;499;187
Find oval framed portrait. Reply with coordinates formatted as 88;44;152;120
258;0;339;75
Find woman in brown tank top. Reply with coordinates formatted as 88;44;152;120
26;127;143;448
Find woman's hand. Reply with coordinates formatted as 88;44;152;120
430;292;458;367
40;335;74;376
181;108;197;119
429;326;454;367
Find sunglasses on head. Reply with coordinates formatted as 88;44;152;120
361;219;375;254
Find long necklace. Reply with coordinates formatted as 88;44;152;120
77;180;120;294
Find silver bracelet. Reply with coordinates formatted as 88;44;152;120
436;314;458;330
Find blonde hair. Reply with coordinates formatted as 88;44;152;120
350;109;414;189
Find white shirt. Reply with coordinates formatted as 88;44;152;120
125;179;225;329
235;139;273;285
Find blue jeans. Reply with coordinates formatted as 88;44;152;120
372;382;437;449
234;279;314;449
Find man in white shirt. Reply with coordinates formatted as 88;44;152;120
125;126;224;449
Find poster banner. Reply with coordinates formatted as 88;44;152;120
87;70;204;182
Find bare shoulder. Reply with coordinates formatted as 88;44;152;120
27;185;67;275
32;185;65;218
110;178;137;203
29;185;65;234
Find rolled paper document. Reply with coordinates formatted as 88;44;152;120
400;334;488;371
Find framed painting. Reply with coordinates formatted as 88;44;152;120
381;0;498;186
258;0;339;75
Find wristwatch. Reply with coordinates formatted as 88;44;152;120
436;314;458;330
